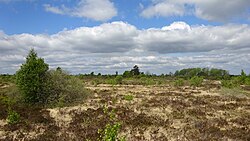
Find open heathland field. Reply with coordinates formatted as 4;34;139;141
1;80;250;141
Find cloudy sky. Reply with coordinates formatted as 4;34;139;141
1;0;250;74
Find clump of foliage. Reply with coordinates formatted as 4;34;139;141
44;68;88;107
131;65;140;75
245;77;250;85
189;76;203;87
239;70;249;85
115;76;123;84
98;105;125;141
106;76;123;85
122;71;132;78
106;79;118;85
221;80;237;89
174;78;185;87
16;49;88;107
174;67;229;79
123;65;143;78
6;110;20;124
99;123;123;141
0;74;16;84
16;49;49;104
139;77;155;85
123;94;134;101
222;70;250;89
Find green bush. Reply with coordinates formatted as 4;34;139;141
99;123;123;141
0;84;20;106
98;106;125;141
15;49;88;107
174;78;184;87
221;80;235;89
44;70;89;107
16;49;49;104
245;77;250;85
189;76;203;87
115;76;123;84
140;77;155;85
221;76;250;89
7;110;20;124
106;79;117;85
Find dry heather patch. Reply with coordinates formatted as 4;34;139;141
1;84;250;140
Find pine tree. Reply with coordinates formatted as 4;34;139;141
16;49;49;103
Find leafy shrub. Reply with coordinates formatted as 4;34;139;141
105;76;123;85
0;84;20;106
99;105;125;141
7;110;20;124
115;76;123;84
174;78;184;87
123;94;134;101
106;79;117;85
222;77;244;89
222;80;234;88
189;76;203;87
99;123;123;141
16;49;49;104
44;70;89;107
245;77;250;85
140;77;155;85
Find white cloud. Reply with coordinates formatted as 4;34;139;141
44;0;117;21
161;22;190;31
140;1;185;18
1;21;250;74
193;0;250;22
141;0;250;22
44;4;65;15
137;22;250;53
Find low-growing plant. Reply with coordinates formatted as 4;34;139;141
99;123;123;141
174;78;184;87
221;80;237;89
115;76;123;84
140;77;155;85
221;77;244;89
123;94;134;101
7;110;20;124
106;79;117;85
189;76;203;87
98;105;125;141
245;77;250;85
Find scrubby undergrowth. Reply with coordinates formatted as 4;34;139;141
1;81;249;141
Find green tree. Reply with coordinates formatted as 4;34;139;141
122;71;132;77
240;69;247;84
16;49;49;103
131;65;140;75
90;72;95;76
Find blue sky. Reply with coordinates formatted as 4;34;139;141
0;0;250;74
0;0;243;34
